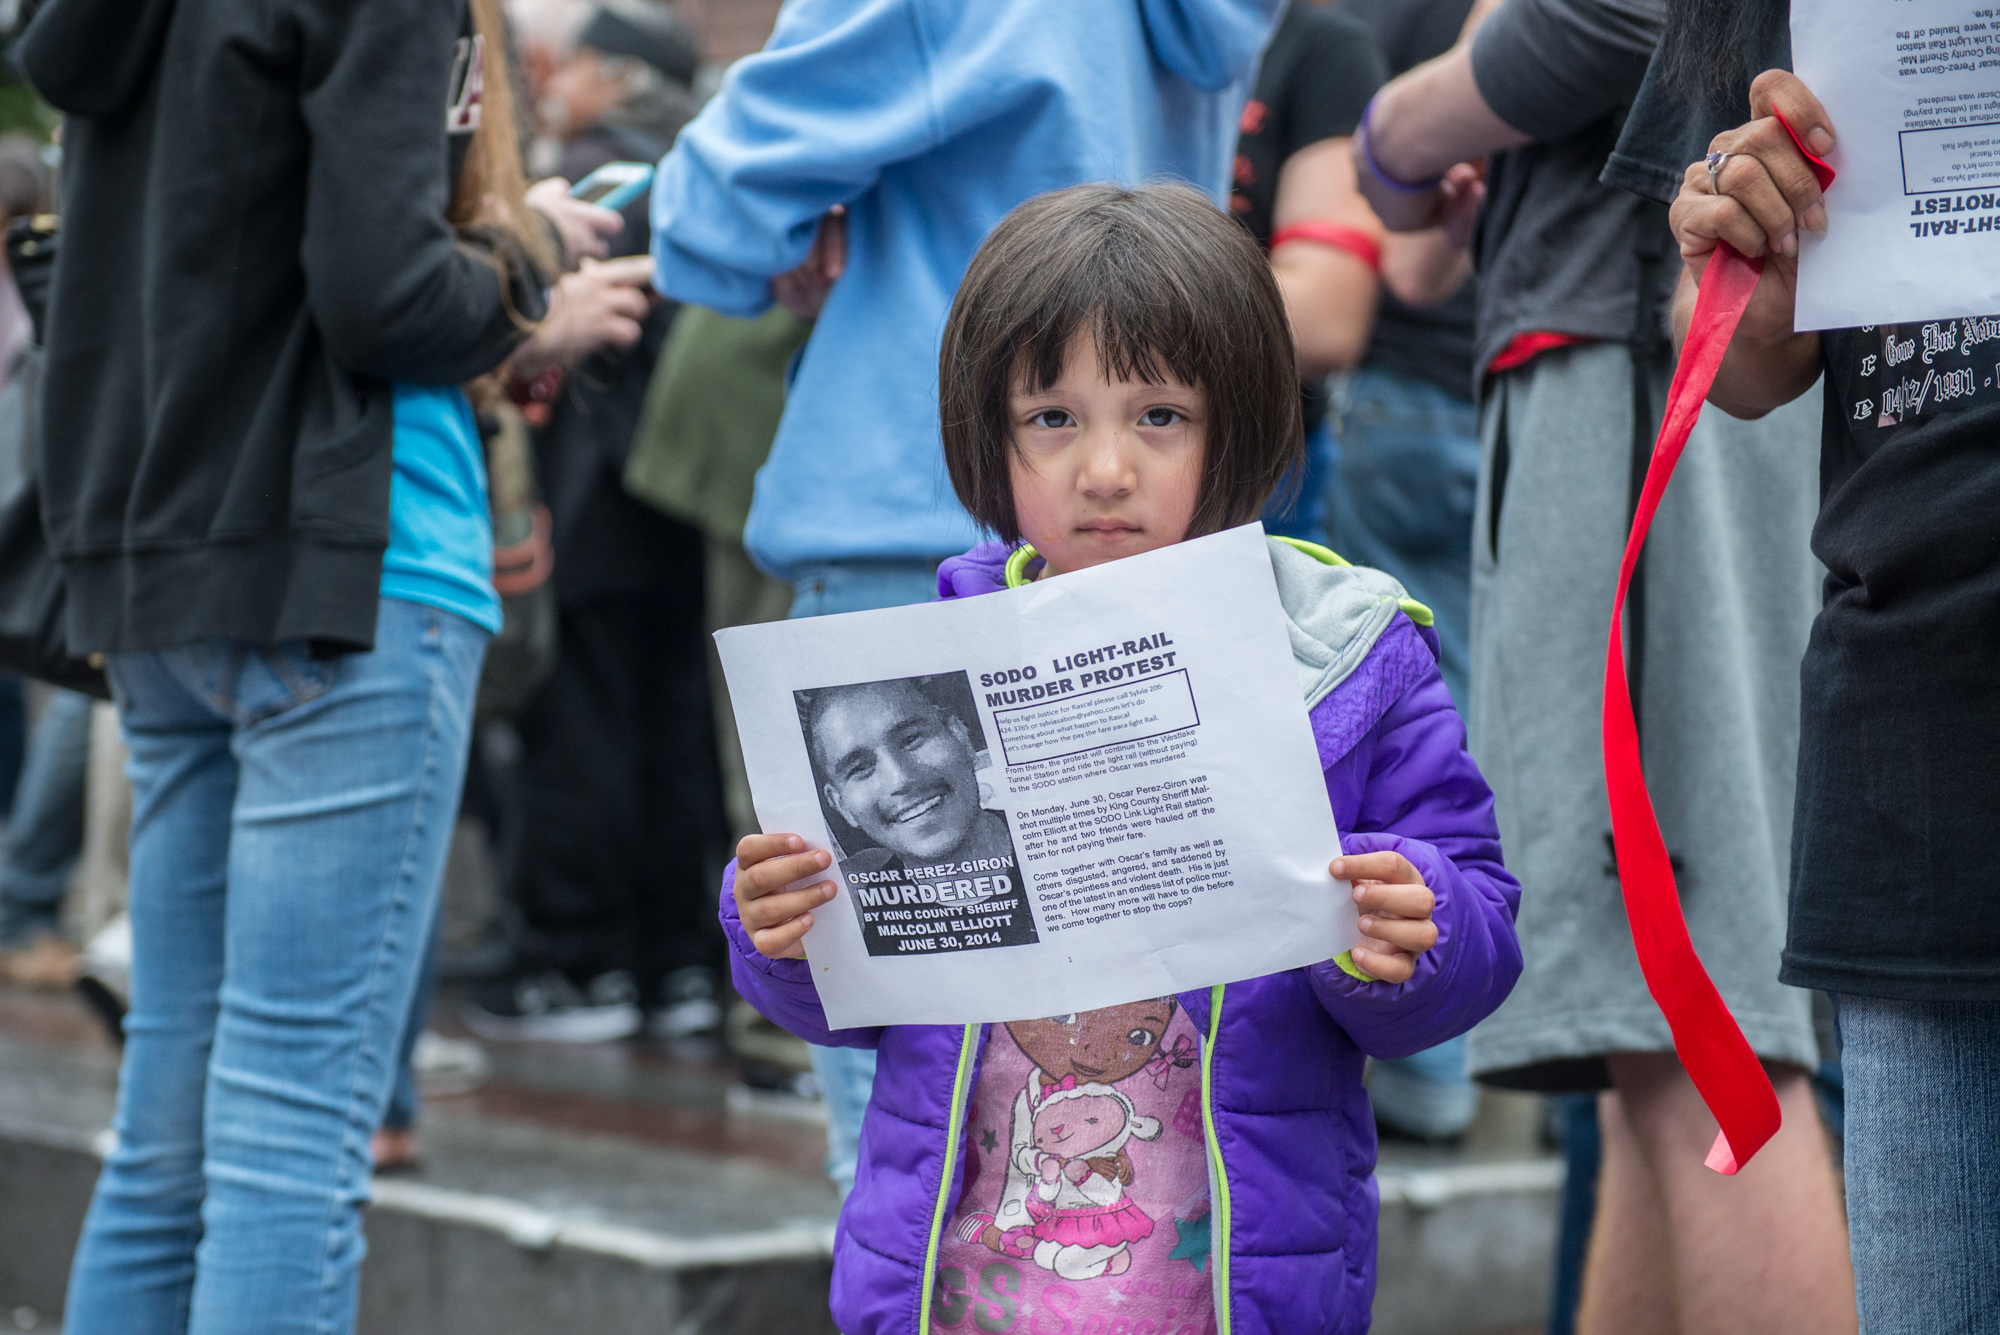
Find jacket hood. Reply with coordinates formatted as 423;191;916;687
18;0;179;118
1138;0;1284;92
1267;536;1419;709
936;533;1423;710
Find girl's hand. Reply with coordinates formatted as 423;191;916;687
1330;851;1437;985
1435;161;1486;251
1674;70;1833;267
734;832;838;960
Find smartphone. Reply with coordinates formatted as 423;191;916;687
568;161;655;211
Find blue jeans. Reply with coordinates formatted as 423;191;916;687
64;599;487;1335
787;558;940;1194
1259;416;1335;545
1329;367;1481;1137
1365;1034;1479;1138
0;686;91;946
381;908;440;1134
1836;994;2000;1335
1546;1093;1602;1335
1326;365;1479;709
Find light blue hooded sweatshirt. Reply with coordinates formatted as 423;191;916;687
649;0;1283;578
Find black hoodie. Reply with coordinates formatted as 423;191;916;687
19;0;526;654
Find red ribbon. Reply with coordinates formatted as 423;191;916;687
1600;111;1833;1175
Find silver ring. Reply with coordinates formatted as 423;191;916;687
1705;150;1732;195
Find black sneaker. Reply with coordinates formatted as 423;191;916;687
464;969;641;1042
648;965;723;1039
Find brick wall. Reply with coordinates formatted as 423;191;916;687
670;0;785;63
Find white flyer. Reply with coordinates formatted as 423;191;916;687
715;524;1355;1031
1795;0;2000;327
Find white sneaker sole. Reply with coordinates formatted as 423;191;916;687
650;999;723;1040
462;1002;642;1043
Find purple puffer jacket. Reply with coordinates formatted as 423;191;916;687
721;540;1522;1335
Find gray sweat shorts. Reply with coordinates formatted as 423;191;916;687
1464;341;1823;1090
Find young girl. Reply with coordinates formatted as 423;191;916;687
726;183;1521;1335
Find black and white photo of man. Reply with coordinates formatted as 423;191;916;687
796;673;1037;955
799;674;1009;868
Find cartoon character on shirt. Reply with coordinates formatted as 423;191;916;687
1009;1075;1164;1279
953;1000;1194;1278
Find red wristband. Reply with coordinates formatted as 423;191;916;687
1268;221;1381;272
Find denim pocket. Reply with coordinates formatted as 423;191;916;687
1339;421;1480;555
218;643;339;725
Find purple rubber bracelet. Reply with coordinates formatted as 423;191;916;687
1359;98;1446;195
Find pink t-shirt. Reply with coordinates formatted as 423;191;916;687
932;1000;1217;1335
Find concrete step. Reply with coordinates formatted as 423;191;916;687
0;986;1559;1335
0;990;841;1335
1374;1152;1561;1335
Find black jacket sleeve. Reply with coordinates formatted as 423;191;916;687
295;0;527;385
17;0;179;117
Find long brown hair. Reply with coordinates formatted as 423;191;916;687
450;0;558;308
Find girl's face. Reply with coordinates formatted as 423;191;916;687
1007;331;1206;577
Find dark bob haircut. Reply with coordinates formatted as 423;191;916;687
939;182;1302;547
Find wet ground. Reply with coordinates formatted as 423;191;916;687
0;982;1557;1334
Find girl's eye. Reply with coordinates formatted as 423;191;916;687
1028;409;1074;429
1127;1028;1156;1047
1086;1117;1099;1125
1139;407;1184;428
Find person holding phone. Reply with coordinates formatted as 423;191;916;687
14;0;593;1328
466;0;732;1047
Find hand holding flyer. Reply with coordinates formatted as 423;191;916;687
716;525;1358;1030
1795;0;2000;326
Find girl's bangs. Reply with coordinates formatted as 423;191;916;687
1009;237;1207;397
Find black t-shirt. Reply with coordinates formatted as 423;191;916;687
1231;1;1384;437
1338;0;1478;399
1798;324;2000;999
1230;1;1385;247
1339;0;1467;72
1468;0;1671;380
1608;8;2000;1000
